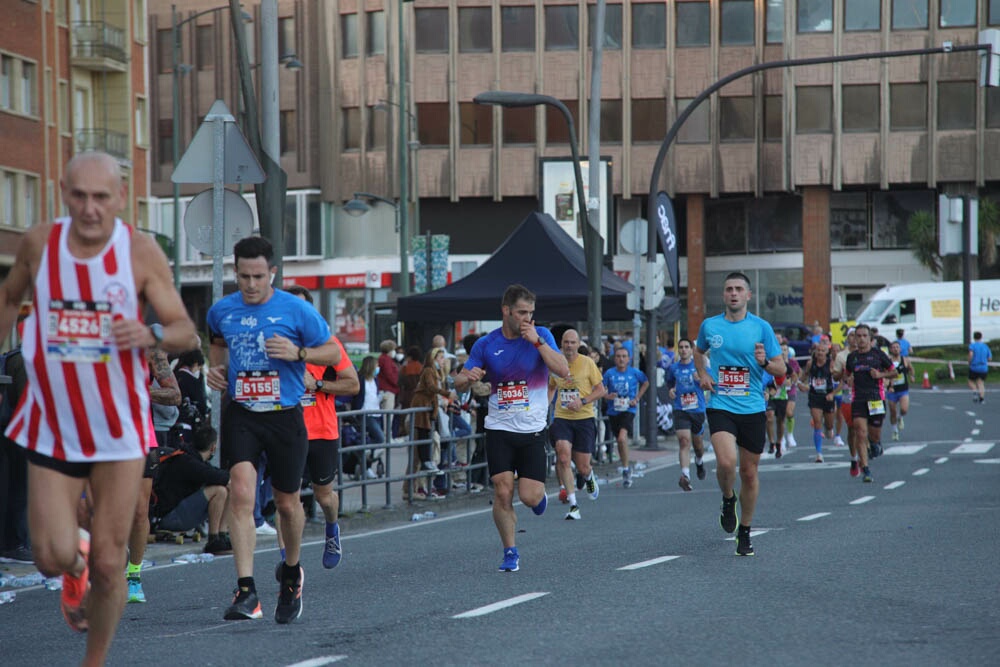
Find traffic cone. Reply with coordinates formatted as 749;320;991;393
921;371;931;389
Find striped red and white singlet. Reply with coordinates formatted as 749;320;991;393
4;218;153;461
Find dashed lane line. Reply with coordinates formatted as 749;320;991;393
850;496;875;505
797;513;831;522
284;657;348;667
913;468;930;476
452;592;550;619
884;481;906;490
617;555;682;571
935;457;949;464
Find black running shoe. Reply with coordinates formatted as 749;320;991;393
736;528;754;556
720;493;738;533
868;441;883;459
224;587;263;620
696;460;706;480
274;565;304;624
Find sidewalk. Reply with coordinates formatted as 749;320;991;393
0;434;680;589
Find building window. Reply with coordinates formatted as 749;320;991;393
588;3;622;50
417;102;449;146
632;98;666;143
677;2;709;47
367;10;385;56
501;7;534;52
632;3;665;49
892;0;928;30
940;0;975;27
460;102;492;146
873;190;931;248
705;199;747;254
0;56;9;109
798;0;833;33
545;100;579;143
342;14;358;58
987;88;1000;128
280;110;296;154
766;0;784;43
157;119;172;164
58;80;69;133
676;98;710;143
367;106;387;149
135;97;147;147
459;7;491;53
937;81;975;130
992;0;1000;26
279;17;296;58
196;25;213;70
503;106;536;144
20;61;37;115
157;29;172;73
415;8;448;53
747;197;803;252
796;86;832;133
720;96;754;141
3;172;17;227
845;0;880;31
722;1;755;46
24;175;38;228
842;85;880;132
600;99;623;143
890;82;927;130
764;95;783;141
343;107;361;150
830;192;869;249
545;6;578;51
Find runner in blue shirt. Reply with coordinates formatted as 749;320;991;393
665;339;707;491
694;272;784;557
454;284;568;573
602;347;649;489
206;236;343;624
967;331;992;403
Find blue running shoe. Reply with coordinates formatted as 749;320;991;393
499;547;519;572
323;523;342;569
531;494;547;516
127;577;146;603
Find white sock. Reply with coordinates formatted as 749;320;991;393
695;457;703;465
681;467;690;478
567;492;578;506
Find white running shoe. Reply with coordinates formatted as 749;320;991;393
834;435;845;447
787;433;797;448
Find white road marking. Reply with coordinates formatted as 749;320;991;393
935;457;949;464
885;445;926;455
964;437;974;443
971;429;981;436
797;513;831;522
913;468;930;476
975;419;983;425
884;481;906;490
965;411;977;417
617;555;682;571
452;592;550;619
943;405;955;410
975;458;1000;464
951;443;995;454
850;496;875;505
284;657;348;667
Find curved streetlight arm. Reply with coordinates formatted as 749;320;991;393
353;191;398;209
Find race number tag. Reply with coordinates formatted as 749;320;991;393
496;381;529;412
680;392;698;411
811;377;828;392
717;366;750;397
892;375;905;387
46;300;113;363
235;371;281;408
559;388;581;408
867;399;886;415
299;391;317;407
613;396;630;411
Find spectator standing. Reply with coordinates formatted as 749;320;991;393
0;314;31;564
376;339;400;412
174;348;209;432
411;349;452;489
356;356;386;447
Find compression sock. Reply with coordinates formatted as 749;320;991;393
127;561;141;578
813;428;823;453
237;576;256;594
786;416;796;434
326;522;338;538
279;548;286;562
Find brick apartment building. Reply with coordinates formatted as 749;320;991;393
148;0;1000;344
0;0;150;286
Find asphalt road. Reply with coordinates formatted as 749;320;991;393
2;388;998;666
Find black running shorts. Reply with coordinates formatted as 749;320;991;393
549;418;598;454
850;400;885;428
484;428;547;482
673;409;706;434
221;402;309;494
608;412;635;436
304;438;340;486
705;409;767;455
807;393;836;413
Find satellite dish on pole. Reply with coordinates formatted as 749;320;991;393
183;188;255;255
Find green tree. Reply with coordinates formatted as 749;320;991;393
907;209;941;276
907;197;1000;279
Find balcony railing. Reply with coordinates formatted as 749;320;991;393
72;22;128;70
76;128;129;159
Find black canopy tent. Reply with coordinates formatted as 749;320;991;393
396;211;679;326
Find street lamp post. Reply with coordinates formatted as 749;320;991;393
473;91;603;350
170;3;251;290
396;0;414;297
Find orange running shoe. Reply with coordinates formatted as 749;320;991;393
60;528;90;633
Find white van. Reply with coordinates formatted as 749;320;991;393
854;280;1000;347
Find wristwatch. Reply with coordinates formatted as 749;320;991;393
298;346;307;361
149;323;164;346
315;380;324;391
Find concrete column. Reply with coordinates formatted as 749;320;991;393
686;194;705;336
802;186;831;330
